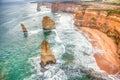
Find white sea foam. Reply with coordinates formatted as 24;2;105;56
24;12;117;80
24;56;68;80
29;29;41;35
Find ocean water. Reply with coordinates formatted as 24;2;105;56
0;2;117;80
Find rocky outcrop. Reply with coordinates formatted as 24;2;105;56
42;16;55;30
20;23;28;37
20;24;28;32
40;40;56;68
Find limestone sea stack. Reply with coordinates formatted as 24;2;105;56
40;40;56;68
42;16;55;30
20;24;27;32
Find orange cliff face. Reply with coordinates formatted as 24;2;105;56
74;9;120;44
80;27;120;74
74;8;120;74
83;10;99;27
51;2;78;13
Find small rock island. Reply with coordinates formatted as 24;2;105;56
20;23;28;37
20;23;28;32
40;40;56;68
42;16;55;30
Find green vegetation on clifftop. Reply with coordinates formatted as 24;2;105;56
90;9;120;16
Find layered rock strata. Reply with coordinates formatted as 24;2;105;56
73;3;120;74
80;27;120;74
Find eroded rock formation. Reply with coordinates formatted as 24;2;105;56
40;40;56;68
20;23;28;37
20;24;28;32
42;16;55;30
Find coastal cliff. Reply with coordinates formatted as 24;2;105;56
80;27;120;74
74;5;120;74
37;2;79;13
74;9;120;51
51;2;78;13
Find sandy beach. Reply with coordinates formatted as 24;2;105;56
80;27;120;74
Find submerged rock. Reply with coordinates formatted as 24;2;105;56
20;24;28;32
42;16;55;30
40;40;56;68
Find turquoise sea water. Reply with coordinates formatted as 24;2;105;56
0;3;43;80
0;2;115;80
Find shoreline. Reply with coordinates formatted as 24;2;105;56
79;27;120;74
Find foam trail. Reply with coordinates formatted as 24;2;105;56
29;29;41;35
